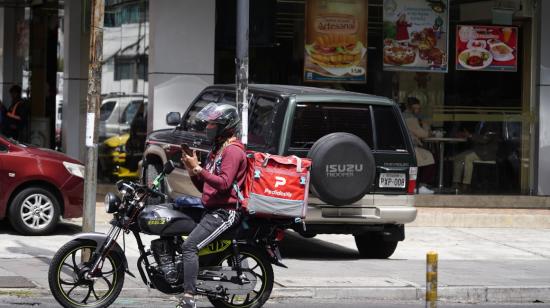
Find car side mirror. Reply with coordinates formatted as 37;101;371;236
163;160;175;175
166;112;181;126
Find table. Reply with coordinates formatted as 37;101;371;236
423;137;467;191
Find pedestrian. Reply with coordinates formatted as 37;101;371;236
403;97;436;194
4;85;29;140
177;102;247;308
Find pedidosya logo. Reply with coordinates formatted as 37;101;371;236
264;176;292;198
275;176;286;187
325;163;364;178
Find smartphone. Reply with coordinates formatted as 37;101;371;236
181;143;194;156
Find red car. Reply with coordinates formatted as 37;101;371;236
0;135;84;235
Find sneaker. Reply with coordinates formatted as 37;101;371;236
176;296;197;308
418;185;435;194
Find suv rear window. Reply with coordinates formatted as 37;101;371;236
372;105;407;151
289;103;374;149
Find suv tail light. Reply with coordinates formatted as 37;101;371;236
408;167;417;195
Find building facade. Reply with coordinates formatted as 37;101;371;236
0;0;549;196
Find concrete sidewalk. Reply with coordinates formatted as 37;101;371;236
1;217;550;304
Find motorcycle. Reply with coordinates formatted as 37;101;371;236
48;161;291;308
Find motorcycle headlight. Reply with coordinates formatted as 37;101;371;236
104;192;121;214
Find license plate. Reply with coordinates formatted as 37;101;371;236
379;173;406;188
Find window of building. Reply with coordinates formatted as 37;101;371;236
114;56;148;81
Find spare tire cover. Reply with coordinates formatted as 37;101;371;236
307;132;375;205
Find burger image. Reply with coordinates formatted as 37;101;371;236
306;34;365;68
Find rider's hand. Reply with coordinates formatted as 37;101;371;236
182;150;200;170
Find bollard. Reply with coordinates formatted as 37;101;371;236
426;251;438;308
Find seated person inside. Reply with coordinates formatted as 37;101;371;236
452;121;502;193
403;97;436;194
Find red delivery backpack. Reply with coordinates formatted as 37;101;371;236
235;151;312;219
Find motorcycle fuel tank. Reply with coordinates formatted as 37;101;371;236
138;204;201;236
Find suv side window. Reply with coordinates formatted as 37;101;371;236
120;100;144;124
0;143;7;152
100;101;116;121
248;96;278;151
372;105;407;151
289;103;374;150
184;92;220;132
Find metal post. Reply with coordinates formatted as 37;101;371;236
426;251;438;308
83;0;104;233
236;0;249;145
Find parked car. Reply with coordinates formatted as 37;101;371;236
98;94;147;141
0;134;84;235
98;101;147;181
141;84;417;258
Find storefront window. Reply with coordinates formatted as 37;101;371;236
214;0;534;194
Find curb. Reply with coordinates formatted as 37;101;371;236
4;286;550;303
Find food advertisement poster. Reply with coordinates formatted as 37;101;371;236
456;25;518;72
304;0;368;83
383;0;449;72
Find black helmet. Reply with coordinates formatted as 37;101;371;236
196;103;240;141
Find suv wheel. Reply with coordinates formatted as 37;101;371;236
354;233;398;259
8;187;61;235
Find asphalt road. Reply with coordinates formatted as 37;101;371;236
1;221;550;304
0;297;548;308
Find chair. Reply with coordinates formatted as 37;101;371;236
471;160;499;193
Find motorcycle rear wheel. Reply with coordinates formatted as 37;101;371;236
48;239;125;308
208;245;274;308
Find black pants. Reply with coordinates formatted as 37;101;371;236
182;208;240;294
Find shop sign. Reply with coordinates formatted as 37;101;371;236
382;0;449;73
456;25;518;72
304;0;368;83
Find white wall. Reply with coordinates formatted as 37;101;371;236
147;0;216;131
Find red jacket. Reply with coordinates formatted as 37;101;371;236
190;141;247;209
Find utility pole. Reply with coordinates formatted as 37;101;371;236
83;0;104;233
236;0;249;145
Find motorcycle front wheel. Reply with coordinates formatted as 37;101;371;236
208;245;274;308
48;239;125;308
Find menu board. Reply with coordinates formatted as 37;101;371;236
456;25;518;72
304;0;368;83
383;0;449;73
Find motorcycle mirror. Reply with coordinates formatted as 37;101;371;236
163;160;175;175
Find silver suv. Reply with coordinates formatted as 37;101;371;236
141;85;417;259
